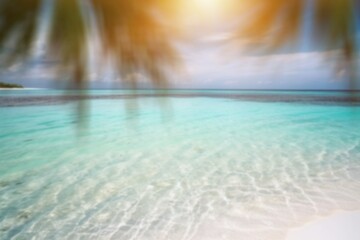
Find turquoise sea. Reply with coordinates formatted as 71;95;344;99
1;90;360;239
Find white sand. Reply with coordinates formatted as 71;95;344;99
286;211;360;240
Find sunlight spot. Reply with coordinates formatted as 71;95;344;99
194;0;221;12
191;0;238;19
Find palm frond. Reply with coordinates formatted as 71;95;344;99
91;0;181;88
0;0;181;88
235;0;359;86
50;0;88;87
0;0;41;65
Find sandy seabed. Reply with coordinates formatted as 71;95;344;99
286;211;360;240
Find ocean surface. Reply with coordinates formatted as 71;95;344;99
1;90;360;240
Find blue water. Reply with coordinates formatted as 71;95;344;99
1;90;360;240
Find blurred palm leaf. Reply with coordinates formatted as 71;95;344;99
0;0;181;88
314;0;357;63
91;0;181;88
0;0;41;65
237;0;358;49
50;0;87;87
237;0;303;50
235;0;359;84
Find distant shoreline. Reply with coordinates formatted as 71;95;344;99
2;88;360;92
0;88;45;90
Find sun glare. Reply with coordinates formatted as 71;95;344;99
183;0;234;22
176;0;237;29
194;0;221;11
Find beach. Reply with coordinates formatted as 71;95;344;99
287;211;360;240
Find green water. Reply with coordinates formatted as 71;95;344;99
0;90;360;240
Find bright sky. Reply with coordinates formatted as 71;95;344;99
0;0;356;90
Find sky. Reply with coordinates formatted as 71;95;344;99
0;0;357;90
0;40;351;90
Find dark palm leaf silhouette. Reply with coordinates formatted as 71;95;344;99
0;0;41;65
235;0;358;85
236;0;303;50
91;0;181;88
50;0;88;87
0;0;180;88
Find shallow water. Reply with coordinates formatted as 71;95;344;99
1;90;360;240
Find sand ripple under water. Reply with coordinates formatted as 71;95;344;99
0;92;360;239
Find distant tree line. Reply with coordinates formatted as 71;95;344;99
0;82;23;88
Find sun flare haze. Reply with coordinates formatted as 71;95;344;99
193;0;221;12
181;0;236;20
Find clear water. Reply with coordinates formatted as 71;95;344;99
1;90;360;240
